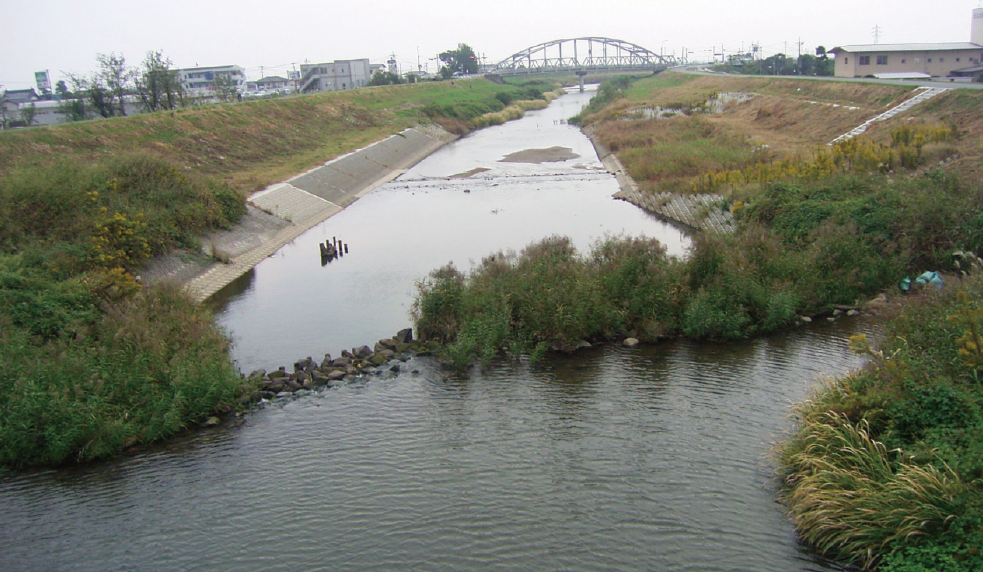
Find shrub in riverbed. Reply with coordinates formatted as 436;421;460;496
590;235;687;340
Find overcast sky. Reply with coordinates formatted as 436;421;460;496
1;0;979;90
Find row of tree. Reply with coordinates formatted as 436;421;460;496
26;42;482;122
368;43;481;86
720;47;834;77
56;51;188;121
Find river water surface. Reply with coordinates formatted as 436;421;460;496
0;87;864;571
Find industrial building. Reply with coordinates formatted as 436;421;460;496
830;8;983;81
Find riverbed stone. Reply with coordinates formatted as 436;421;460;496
247;369;266;381
623;337;640;348
293;357;314;372
264;378;286;393
268;368;288;379
353;345;373;359
327;370;347;381
396;328;414;344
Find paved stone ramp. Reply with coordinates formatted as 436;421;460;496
828;87;949;145
615;188;734;234
144;126;458;302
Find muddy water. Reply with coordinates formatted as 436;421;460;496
0;87;862;572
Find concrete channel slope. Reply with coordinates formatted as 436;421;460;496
144;125;458;302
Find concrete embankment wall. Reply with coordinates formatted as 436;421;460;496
144;125;458;301
583;126;735;235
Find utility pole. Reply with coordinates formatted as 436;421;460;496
872;25;882;44
797;37;804;75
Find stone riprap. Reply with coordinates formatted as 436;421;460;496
143;126;457;301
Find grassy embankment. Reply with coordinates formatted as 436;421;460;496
0;77;558;468
411;72;983;568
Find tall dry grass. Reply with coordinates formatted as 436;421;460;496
779;412;964;569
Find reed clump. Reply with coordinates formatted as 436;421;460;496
778;412;965;569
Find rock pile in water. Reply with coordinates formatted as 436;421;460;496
243;328;432;401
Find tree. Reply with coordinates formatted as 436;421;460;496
135;51;183;112
814;46;834;76
368;71;404;86
213;73;238;102
54;80;70;99
19;103;37;126
439;43;479;77
59;73;89;121
96;52;133;116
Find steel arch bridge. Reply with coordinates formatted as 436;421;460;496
490;37;675;76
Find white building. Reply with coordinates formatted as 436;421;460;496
298;59;371;93
178;65;247;98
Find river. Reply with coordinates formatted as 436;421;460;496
0;86;864;571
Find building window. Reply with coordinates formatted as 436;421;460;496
901;59;906;64
876;55;888;65
940;57;945;63
844;57;849;64
859;55;870;65
956;58;961;62
928;58;932;63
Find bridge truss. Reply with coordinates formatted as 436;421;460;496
491;37;675;76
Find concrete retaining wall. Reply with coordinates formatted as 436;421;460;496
143;125;458;301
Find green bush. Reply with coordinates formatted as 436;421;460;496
0;285;248;467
